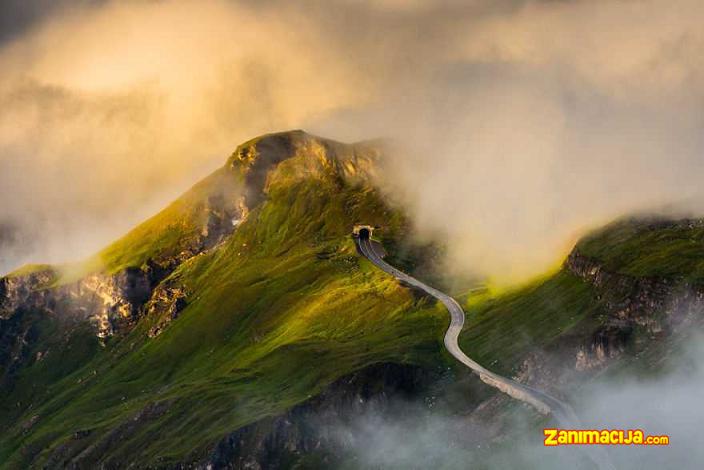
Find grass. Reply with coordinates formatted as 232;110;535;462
85;167;242;278
458;271;604;377
577;217;704;283
6;264;55;279
3;133;701;468
0;147;447;468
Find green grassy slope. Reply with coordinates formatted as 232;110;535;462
2;131;702;468
7;167;244;285
577;217;704;282
0;135;447;467
96;167;243;275
458;215;704;380
459;271;604;376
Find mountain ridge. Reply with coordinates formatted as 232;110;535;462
1;130;703;468
0;130;445;468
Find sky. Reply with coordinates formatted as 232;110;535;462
1;0;704;282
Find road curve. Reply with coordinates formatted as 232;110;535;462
355;230;569;417
354;228;614;469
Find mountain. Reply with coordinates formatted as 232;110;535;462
1;131;702;468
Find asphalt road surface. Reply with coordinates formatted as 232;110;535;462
355;228;614;469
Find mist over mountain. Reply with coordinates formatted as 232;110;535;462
2;1;704;469
0;131;702;468
3;0;704;282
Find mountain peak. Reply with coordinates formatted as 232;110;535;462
227;129;306;170
228;130;380;207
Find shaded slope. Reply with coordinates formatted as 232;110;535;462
97;167;244;275
1;130;703;469
0;132;447;468
576;217;704;282
459;271;604;377
458;215;704;389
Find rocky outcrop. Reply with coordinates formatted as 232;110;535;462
0;268;156;392
565;249;704;370
0;173;245;341
202;194;244;248
146;281;188;338
229;131;380;210
0;269;56;320
72;268;153;338
193;363;439;470
0;268;153;339
0;306;37;388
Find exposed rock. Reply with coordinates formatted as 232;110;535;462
566;248;704;370
229;131;379;209
574;326;634;371
230;132;300;208
73;269;152;338
201;194;246;252
0;269;56;320
191;363;439;470
21;414;39;432
147;282;188;337
0;270;57;387
0;307;38;388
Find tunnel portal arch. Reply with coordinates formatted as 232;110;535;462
352;224;374;239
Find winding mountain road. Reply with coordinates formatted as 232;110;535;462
354;227;614;469
355;229;565;416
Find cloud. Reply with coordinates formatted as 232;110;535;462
0;0;96;45
573;336;704;469
326;332;704;469
320;0;704;283
2;0;704;283
0;0;365;272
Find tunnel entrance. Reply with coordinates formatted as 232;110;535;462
352;224;374;239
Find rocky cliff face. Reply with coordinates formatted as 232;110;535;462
146;280;188;338
0;131;383;402
2;259;155;342
0;270;56;320
0;175;248;399
0;186;243;339
194;363;438;470
0;270;48;382
566;248;704;370
230;130;380;210
0;266;155;392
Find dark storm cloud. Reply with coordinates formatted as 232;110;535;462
0;1;102;45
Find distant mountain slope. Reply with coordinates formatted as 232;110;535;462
459;216;704;390
1;131;703;468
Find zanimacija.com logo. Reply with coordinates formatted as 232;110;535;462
544;429;669;446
